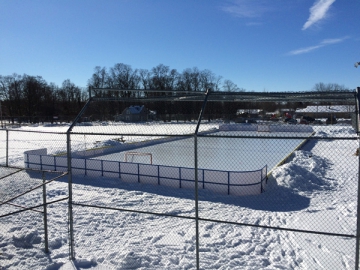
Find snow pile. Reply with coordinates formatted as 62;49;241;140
12;229;42;248
58;258;97;270
315;126;357;137
272;150;335;194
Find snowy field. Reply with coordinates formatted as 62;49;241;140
0;122;359;269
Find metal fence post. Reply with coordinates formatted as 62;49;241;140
355;87;360;270
67;131;75;260
64;97;92;261
42;171;49;253
158;165;160;185
356;88;360;134
202;169;205;189
261;169;263;193
355;87;360;269
137;163;140;183
6;129;9;167
101;160;104;177
119;162;121;179
228;172;230;195
194;134;200;270
194;88;211;270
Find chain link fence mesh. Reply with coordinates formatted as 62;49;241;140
1;89;359;269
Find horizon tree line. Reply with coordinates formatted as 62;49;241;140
0;63;351;123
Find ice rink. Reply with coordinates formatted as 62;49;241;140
92;131;313;172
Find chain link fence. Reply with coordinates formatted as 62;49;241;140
1;89;360;269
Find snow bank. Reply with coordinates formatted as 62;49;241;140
272;150;336;194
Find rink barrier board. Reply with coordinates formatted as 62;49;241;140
24;149;268;196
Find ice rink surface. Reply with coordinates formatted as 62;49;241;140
93;131;313;172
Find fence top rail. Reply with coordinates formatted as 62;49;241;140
1;128;67;134
89;88;357;103
91;88;206;94
4;128;356;141
2;128;358;141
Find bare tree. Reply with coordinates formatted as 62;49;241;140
178;68;193;91
179;67;203;92
222;79;242;92
22;75;49;122
139;69;152;90
1;74;24;122
151;64;170;91
312;82;348;92
109;63;140;97
88;66;108;88
200;69;222;91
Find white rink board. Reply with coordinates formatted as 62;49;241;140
24;149;267;196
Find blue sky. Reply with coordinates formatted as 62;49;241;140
1;0;359;92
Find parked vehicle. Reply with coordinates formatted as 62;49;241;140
302;116;315;123
287;118;297;124
247;119;257;124
300;118;309;125
284;118;297;124
313;119;323;125
235;117;246;123
326;116;337;125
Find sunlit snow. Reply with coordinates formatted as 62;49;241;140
0;122;358;269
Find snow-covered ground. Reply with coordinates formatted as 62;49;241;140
0;122;359;269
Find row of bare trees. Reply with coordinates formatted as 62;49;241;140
0;74;85;123
88;63;243;97
0;62;350;123
0;63;244;123
86;63;245;120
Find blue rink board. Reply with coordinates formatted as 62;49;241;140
92;131;313;172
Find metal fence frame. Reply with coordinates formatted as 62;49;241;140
1;88;360;269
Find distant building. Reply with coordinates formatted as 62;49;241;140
115;105;149;122
279;108;296;117
236;109;262;118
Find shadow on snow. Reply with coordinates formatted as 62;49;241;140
26;170;310;213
